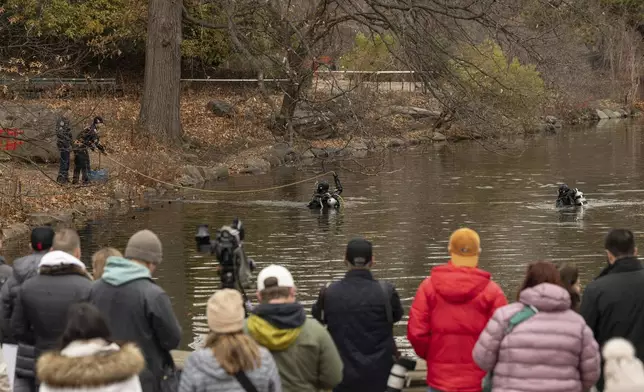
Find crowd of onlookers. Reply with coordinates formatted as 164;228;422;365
0;225;643;392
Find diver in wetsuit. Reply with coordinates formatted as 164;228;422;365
556;184;587;208
308;172;343;210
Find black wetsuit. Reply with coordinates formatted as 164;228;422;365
308;174;343;210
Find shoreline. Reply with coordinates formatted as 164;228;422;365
1;108;635;246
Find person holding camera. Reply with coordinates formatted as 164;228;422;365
312;238;403;392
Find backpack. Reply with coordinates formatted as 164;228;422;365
213;226;240;268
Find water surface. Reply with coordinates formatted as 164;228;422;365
6;120;644;353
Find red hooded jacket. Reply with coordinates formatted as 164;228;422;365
407;261;507;392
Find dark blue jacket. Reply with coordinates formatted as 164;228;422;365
312;269;403;392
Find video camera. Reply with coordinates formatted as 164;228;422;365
195;219;253;289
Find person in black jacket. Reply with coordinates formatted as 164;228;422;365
72;116;106;185
89;229;181;392
312;237;404;392
580;228;644;392
11;228;92;390
0;226;54;392
55;113;73;184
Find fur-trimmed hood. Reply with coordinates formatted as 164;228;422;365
37;339;145;388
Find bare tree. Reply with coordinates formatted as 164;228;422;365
139;0;184;144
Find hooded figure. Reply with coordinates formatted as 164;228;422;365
38;302;145;392
179;289;281;392
245;265;343;392
407;228;508;392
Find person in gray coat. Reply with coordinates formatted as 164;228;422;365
11;228;92;390
0;226;54;392
179;289;281;392
89;229;181;392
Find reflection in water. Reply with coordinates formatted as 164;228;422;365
5;120;644;353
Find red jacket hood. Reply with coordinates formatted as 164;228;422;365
431;261;492;303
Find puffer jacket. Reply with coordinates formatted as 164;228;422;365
38;339;144;392
407;261;507;392
473;283;601;392
245;303;343;392
89;256;181;392
12;251;93;354
179;346;281;392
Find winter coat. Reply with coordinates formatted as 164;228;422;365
580;256;644;391
74;125;104;153
179;346;281;392
38;339;144;392
407;261;507;392
311;269;403;392
89;256;181;392
0;251;47;344
602;337;644;392
55;116;73;151
245;303;343;392
473;283;601;392
11;251;92;355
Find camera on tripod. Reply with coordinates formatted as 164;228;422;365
195;218;255;291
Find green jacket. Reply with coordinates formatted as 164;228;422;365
244;303;343;392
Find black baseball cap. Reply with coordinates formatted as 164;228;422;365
346;238;373;266
30;226;55;252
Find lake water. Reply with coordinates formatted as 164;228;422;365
6;119;644;353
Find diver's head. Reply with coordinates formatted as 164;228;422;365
558;183;570;195
317;180;330;194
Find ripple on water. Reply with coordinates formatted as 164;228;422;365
9;122;642;351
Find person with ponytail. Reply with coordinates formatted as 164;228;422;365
179;289;281;392
558;263;581;313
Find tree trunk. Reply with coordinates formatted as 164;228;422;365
276;48;310;137
139;0;183;144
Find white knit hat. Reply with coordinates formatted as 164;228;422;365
603;337;644;392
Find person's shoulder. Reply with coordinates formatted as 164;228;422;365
483;279;504;294
303;317;329;336
491;302;521;320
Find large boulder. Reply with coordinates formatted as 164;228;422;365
179;165;205;186
431;132;447;141
239;158;271;175
0;103;84;162
206;100;236;117
291;109;337;140
602;109;616;119
595;109;609;120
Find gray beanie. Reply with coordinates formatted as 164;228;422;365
124;230;163;265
